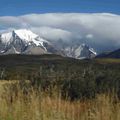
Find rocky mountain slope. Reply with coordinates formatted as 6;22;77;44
0;29;97;59
0;29;60;55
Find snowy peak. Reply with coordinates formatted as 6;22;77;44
0;29;49;47
0;29;97;59
13;29;38;42
0;29;60;55
81;44;97;55
63;43;97;59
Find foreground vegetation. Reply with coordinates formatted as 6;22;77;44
0;54;120;99
0;80;120;120
0;55;120;119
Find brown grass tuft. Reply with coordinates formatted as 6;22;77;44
0;80;119;120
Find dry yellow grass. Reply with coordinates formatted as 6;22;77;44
95;58;120;64
0;80;119;120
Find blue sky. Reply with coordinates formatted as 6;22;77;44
0;0;120;16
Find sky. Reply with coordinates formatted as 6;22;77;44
0;0;120;16
0;0;120;52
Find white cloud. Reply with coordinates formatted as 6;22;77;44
0;13;120;52
86;34;93;39
31;27;73;41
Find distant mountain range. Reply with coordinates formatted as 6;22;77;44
0;29;97;59
96;49;120;59
0;29;120;59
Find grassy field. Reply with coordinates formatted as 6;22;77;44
95;58;120;64
0;80;120;120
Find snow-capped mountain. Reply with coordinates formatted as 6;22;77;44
62;44;97;59
0;29;97;59
53;39;97;59
0;29;60;55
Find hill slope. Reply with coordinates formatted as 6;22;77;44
96;48;120;58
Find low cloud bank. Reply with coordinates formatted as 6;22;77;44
0;13;120;52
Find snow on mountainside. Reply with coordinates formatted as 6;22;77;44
0;29;60;55
0;29;97;59
60;43;97;59
0;29;48;46
0;32;12;43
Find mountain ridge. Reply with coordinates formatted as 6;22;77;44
96;48;120;59
0;29;97;59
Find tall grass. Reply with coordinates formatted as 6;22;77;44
0;80;120;120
